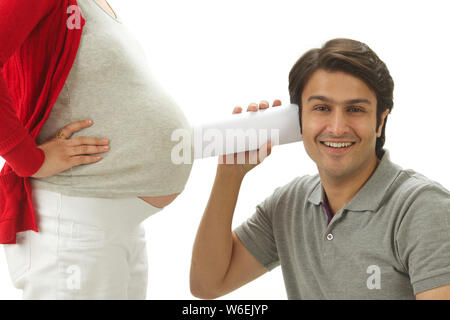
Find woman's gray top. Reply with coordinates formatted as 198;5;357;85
32;0;193;198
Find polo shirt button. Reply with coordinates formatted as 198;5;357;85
326;233;334;241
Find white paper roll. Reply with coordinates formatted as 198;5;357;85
192;104;302;159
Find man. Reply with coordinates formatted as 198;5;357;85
190;38;450;299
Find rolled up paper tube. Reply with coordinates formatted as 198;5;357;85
192;104;303;159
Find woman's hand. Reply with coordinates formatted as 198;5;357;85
218;99;282;178
31;120;110;178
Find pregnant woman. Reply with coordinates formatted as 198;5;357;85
0;0;192;299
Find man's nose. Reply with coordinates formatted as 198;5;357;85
327;110;349;137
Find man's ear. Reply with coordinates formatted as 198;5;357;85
376;109;390;137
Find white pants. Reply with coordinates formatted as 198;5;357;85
3;188;161;300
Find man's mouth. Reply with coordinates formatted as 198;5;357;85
320;141;356;150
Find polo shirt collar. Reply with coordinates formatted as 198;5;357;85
307;150;403;212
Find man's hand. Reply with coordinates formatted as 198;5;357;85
218;99;282;178
190;99;282;299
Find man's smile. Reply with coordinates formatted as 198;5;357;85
319;140;356;154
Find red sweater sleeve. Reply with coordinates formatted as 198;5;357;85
0;0;57;176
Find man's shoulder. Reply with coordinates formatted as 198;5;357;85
395;168;448;197
271;174;321;203
389;167;449;213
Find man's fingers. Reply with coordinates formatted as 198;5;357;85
272;99;282;107
233;106;242;114
247;102;258;112
235;100;280;114
258;141;272;162
259;100;269;109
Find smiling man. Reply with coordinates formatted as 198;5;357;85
190;38;450;300
300;69;389;216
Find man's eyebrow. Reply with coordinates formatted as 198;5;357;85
307;95;372;105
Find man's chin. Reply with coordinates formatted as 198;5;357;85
317;161;352;180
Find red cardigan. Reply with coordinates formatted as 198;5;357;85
0;0;85;244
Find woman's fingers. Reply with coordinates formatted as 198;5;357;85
67;144;110;157
272;99;282;107
32;120;110;178
68;136;109;147
65;136;110;157
58;119;93;139
70;155;103;167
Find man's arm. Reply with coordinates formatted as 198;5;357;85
416;284;450;300
190;100;280;299
190;166;267;299
396;182;450;299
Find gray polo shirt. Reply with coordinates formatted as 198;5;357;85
234;150;450;299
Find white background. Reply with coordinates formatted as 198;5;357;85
1;0;449;299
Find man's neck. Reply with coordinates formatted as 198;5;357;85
320;156;380;215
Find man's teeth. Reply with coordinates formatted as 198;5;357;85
323;141;354;148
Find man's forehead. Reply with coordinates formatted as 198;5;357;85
302;70;376;103
307;95;372;106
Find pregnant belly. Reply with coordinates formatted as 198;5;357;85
138;193;180;208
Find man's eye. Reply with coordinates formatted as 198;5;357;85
315;105;329;111
348;106;364;112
